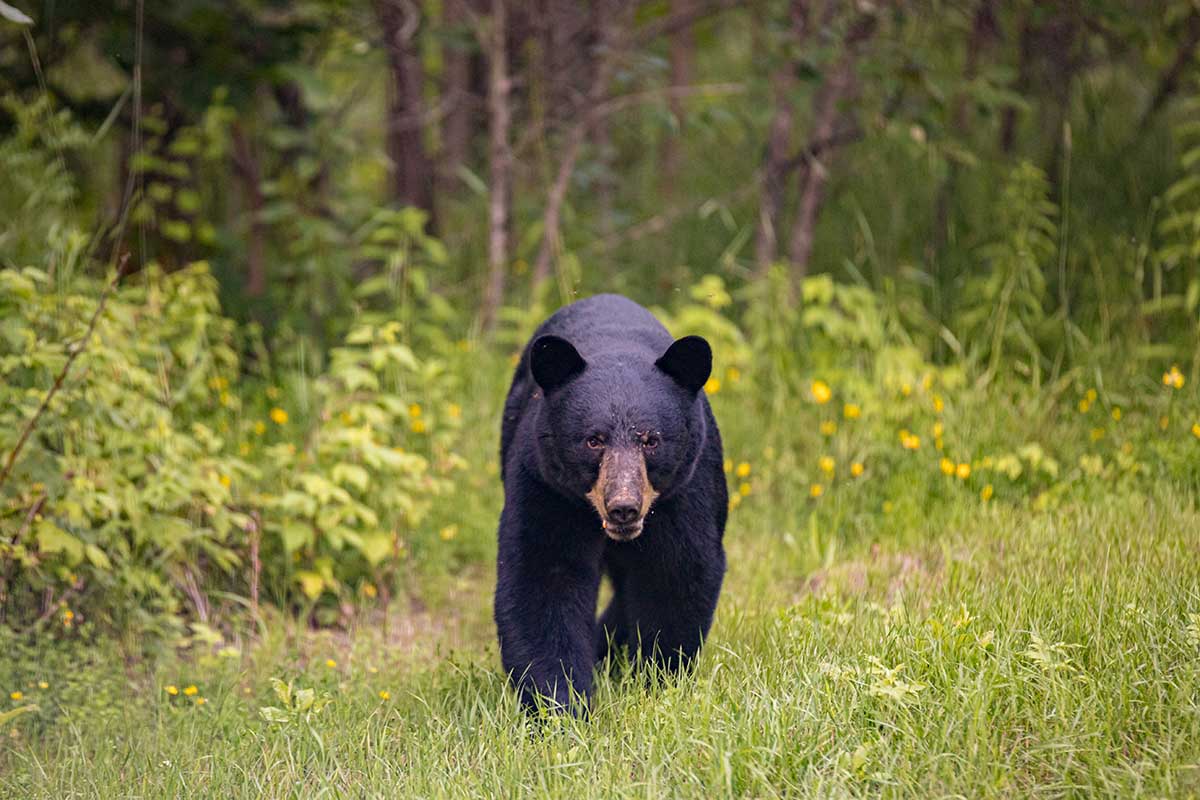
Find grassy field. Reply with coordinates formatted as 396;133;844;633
2;477;1198;797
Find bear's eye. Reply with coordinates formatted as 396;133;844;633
641;433;661;450
585;435;606;450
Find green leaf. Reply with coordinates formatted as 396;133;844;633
279;522;311;554
259;706;290;724
0;705;39;726
331;463;370;492
357;533;393;566
295;571;325;600
35;522;84;564
85;543;112;570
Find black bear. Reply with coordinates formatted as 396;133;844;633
494;294;727;712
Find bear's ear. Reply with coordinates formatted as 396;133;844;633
530;335;587;393
655;335;712;394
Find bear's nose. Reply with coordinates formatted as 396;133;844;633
606;502;639;525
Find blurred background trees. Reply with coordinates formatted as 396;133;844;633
1;0;1195;361
3;0;1200;634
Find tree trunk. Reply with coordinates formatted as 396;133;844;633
481;0;512;333
662;0;695;188
590;2;617;242
230;122;267;297
377;0;437;229
530;1;623;292
785;10;878;280
753;2;809;272
441;0;475;189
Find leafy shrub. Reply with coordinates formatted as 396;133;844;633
0;258;464;636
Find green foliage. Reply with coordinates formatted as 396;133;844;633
0;95;91;268
0;263;243;636
958;160;1058;383
0;256;468;635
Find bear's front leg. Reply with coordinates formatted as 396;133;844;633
622;540;726;674
494;521;602;713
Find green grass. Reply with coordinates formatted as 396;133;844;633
2;483;1198;798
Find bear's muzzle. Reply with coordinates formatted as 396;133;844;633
587;446;658;541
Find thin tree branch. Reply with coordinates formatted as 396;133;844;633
0;257;128;492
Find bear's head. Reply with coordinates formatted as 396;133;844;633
529;334;712;541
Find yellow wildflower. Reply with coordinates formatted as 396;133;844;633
900;383;912;397
981;484;994;502
62;609;74;626
901;433;921;450
735;462;751;478
738;482;752;497
843;403;861;420
1160;415;1170;431
1086;388;1097;402
1078;398;1091;413
218;474;231;489
956;462;971;480
367;666;378;674
811;380;832;404
1192;422;1200;439
409;403;422;418
9;691;22;701
818;456;835;475
728;494;742;511
362;582;378;599
939;457;955;476
166;685;179;696
809;483;824;498
194;697;207;706
850;462;864;478
704;377;721;394
379;690;391;701
439;525;458;541
411;419;427;434
447;403;462;420
932;394;944;414
183;685;198;696
325;659;337;669
37;682;48;690
1163;365;1185;389
723;459;732;474
269;407;288;425
1111;407;1122;422
819;420;837;436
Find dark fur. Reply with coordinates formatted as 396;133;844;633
494;294;728;712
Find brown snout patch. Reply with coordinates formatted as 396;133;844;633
587;447;659;540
